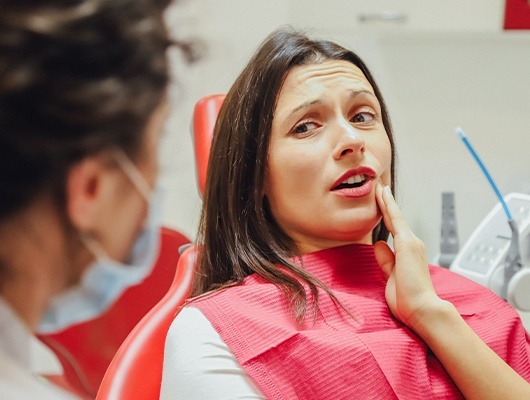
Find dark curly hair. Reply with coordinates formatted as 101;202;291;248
0;0;187;221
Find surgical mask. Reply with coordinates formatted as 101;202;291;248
38;150;162;334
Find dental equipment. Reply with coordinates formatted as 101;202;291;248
449;128;530;311
439;192;459;268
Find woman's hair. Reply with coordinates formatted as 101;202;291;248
0;0;187;221
193;27;396;320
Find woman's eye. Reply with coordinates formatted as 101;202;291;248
292;121;318;135
351;111;375;124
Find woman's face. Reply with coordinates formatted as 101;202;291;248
264;60;391;254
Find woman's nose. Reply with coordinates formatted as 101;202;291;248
332;119;365;160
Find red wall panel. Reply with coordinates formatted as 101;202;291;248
504;0;530;29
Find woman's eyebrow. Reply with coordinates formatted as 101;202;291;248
349;89;377;100
288;99;323;117
288;89;377;117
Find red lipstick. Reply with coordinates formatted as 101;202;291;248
331;166;376;198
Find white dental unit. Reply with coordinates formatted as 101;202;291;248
443;128;530;315
450;192;530;311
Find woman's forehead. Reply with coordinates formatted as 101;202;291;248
282;60;371;93
273;60;375;119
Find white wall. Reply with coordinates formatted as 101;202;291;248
161;0;530;324
32;0;530;375
159;0;292;240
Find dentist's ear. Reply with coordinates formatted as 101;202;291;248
65;155;115;231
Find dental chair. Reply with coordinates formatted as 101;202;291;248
95;94;225;400
95;245;197;400
37;227;190;398
192;93;226;195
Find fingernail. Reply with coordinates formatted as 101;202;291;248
383;186;392;196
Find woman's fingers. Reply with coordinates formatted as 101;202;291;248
373;240;395;279
375;183;394;234
379;185;411;238
375;183;438;328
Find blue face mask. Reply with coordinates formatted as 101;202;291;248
37;150;162;334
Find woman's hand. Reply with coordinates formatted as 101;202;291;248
373;184;447;330
373;184;530;400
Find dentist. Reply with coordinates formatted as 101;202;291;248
0;0;188;398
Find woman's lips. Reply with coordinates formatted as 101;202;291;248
332;179;374;198
331;166;376;198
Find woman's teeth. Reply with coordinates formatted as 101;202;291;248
334;174;368;190
342;174;366;185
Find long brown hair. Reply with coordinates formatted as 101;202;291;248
193;27;396;321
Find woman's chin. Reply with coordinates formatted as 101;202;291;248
336;212;382;236
320;226;377;247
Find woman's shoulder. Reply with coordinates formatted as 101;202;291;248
187;274;286;312
428;264;518;316
167;306;219;341
164;307;229;381
429;264;491;291
161;306;266;399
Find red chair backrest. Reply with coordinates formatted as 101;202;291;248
95;245;197;400
37;227;189;398
192;94;225;197
94;94;225;399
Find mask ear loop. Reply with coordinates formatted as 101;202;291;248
80;149;154;261
113;149;153;202
79;230;112;261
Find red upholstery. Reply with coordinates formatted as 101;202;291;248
95;245;197;400
192;94;225;196
91;94;225;399
37;227;189;398
91;95;224;398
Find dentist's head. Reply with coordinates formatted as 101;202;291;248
0;0;182;332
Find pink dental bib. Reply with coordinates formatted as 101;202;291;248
193;244;530;399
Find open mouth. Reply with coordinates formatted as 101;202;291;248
332;174;369;191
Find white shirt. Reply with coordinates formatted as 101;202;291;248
160;306;265;399
0;297;77;400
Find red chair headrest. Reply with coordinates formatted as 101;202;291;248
192;94;225;197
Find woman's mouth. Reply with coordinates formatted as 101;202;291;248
333;174;369;190
331;168;376;198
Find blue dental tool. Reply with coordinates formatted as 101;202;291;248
456;127;512;221
455;127;521;299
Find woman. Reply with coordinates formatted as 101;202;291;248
160;27;530;399
0;0;189;398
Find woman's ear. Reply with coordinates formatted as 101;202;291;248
65;156;111;231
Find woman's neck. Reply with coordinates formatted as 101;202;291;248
292;243;384;291
295;236;373;256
